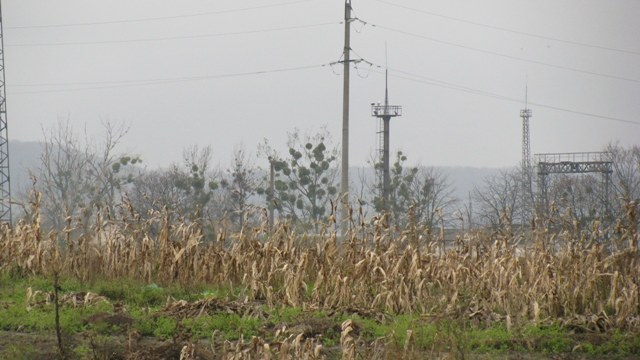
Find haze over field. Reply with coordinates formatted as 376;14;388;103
5;0;639;170
7;140;499;208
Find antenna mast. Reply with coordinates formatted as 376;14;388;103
0;0;11;224
372;67;402;213
520;87;532;222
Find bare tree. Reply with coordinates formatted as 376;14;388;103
472;169;521;230
33;120;135;230
128;145;219;222
179;145;219;216
410;167;457;229
219;147;260;229
127;168;186;217
606;142;640;206
545;173;605;225
374;151;456;230
454;192;475;232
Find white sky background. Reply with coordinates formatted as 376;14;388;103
5;0;640;169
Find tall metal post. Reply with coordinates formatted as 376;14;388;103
268;157;275;230
0;1;11;224
340;0;352;236
604;171;611;220
371;70;402;212
519;88;532;224
537;169;548;219
382;117;390;204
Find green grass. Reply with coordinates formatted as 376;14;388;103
183;313;261;340
521;324;573;353
573;329;640;357
467;325;514;352
2;273;640;358
0;274;113;333
270;306;303;323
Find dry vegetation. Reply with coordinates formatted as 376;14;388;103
1;193;639;359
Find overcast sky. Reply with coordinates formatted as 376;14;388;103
5;0;639;170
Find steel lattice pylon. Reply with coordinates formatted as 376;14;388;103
0;1;11;224
520;106;533;222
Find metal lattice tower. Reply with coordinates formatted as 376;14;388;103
0;1;11;224
520;89;533;221
371;70;402;212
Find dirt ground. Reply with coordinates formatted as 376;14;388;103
0;330;213;360
2;330;638;360
0;302;635;360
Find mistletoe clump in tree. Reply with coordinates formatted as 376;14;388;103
258;129;339;231
219;148;259;229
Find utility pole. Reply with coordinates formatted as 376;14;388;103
340;0;352;236
0;0;11;224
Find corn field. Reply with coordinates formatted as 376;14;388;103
1;194;639;358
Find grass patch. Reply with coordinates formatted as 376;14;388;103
269;306;303;323
521;324;573;353
183;313;261;340
467;325;517;353
3;274;640;358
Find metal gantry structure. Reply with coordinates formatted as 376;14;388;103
0;1;11;224
535;152;613;217
371;70;402;211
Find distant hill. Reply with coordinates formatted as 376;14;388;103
9;140;42;197
438;166;509;201
350;165;506;204
5;141;508;215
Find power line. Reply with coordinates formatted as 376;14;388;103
368;22;640;84
371;0;640;56
11;45;637;127
6;0;317;29
7;22;340;47
368;65;640;126
13;58;637;126
11;63;330;94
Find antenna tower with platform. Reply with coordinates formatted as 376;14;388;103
371;70;402;211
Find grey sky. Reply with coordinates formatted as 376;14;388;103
5;0;639;169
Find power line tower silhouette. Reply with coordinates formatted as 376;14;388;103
520;88;532;223
0;1;11;224
371;70;402;213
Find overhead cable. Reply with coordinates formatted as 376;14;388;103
7;22;341;47
11;63;330;94
372;0;640;56
369;22;640;84
6;0;317;29
370;66;640;126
